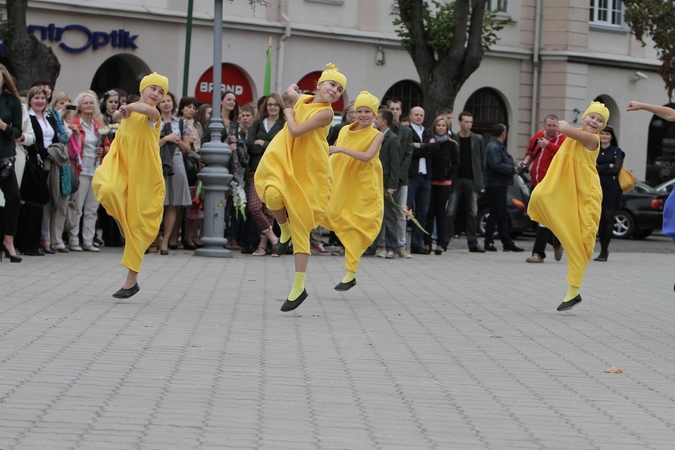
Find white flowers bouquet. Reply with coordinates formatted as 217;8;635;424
230;181;247;220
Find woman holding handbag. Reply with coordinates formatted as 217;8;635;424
0;64;24;262
594;125;623;262
157;92;191;255
16;86;59;256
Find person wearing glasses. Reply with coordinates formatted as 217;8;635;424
245;93;286;256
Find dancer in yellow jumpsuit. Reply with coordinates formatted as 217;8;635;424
92;73;168;299
322;91;384;291
254;63;346;312
528;101;609;311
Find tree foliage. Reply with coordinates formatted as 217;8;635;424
393;0;510;120
624;0;675;99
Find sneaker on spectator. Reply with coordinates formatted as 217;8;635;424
70;245;83;252
385;250;397;259
310;243;330;255
375;248;387;258
398;248;412;259
83;245;100;253
331;247;345;256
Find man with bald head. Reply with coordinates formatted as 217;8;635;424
406;105;433;254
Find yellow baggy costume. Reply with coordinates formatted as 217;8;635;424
254;94;333;254
92;110;165;273
528;135;601;288
321;123;383;273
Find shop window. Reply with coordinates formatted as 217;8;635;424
463;87;508;143
590;0;623;27
382;80;424;116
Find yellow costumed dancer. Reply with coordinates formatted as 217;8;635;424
528;101;609;311
254;63;347;312
92;73;168;299
321;91;384;291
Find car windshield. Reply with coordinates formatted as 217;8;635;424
655;178;675;192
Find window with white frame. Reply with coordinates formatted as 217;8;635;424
486;0;508;12
590;0;623;26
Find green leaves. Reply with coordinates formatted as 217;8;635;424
393;0;510;57
624;0;675;98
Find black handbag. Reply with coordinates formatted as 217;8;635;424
183;151;200;186
0;156;15;181
160;122;175;177
20;154;50;206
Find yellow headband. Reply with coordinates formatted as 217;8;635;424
354;91;379;114
317;63;347;90
582;101;609;125
139;72;169;99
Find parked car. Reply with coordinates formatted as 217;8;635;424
477;174;534;238
614;180;668;239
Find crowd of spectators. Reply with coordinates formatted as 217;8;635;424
0;65;529;264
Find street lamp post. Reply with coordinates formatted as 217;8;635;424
195;0;233;258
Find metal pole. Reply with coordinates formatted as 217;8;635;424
195;0;232;257
182;0;194;97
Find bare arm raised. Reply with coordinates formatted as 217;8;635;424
329;132;384;162
116;102;160;123
558;120;599;151
627;101;675;122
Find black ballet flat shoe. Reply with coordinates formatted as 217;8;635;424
168;244;178;250
273;239;290;257
112;283;140;299
183;243;197;250
557;294;582;312
160;249;169;255
594;252;608;262
334;279;357;291
280;289;308;312
434;249;443;255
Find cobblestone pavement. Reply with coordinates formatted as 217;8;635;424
1;238;674;449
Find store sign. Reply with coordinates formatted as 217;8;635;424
195;63;254;105
27;23;138;53
297;71;345;112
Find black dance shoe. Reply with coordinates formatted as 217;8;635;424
280;289;308;312
334;279;357;291
273;239;291;257
556;295;582;312
112;283;140;299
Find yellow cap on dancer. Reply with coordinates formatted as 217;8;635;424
582;101;609;124
354;91;379;114
139;72;169;99
318;63;347;90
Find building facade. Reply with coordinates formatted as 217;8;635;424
4;0;671;180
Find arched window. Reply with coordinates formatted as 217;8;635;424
463;88;508;143
90;54;152;97
382;80;423;116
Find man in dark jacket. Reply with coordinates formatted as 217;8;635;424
372;109;402;258
444;111;486;252
387;99;414;258
483;123;524;252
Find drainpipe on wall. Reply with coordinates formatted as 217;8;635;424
530;0;543;136
276;0;291;94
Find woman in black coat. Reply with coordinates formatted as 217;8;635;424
15;86;59;256
0;64;23;262
594;125;624;262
